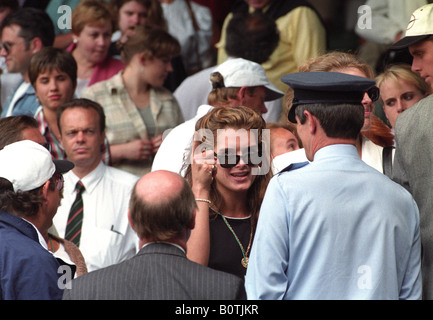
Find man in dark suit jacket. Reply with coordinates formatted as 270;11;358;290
390;3;433;299
62;170;246;300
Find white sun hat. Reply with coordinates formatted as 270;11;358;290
0;140;73;192
211;58;284;101
391;4;433;49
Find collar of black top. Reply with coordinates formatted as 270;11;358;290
281;72;377;123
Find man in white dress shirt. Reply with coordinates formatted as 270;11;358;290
53;98;139;272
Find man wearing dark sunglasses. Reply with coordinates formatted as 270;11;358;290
0;7;54;118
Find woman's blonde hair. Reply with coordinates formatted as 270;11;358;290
376;63;431;98
72;0;115;35
184;106;271;231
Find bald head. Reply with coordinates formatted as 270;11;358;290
129;170;196;243
135;170;185;205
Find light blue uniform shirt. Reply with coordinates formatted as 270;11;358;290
245;144;422;300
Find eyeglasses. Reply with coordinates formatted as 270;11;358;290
0;40;25;54
366;86;380;102
214;152;261;169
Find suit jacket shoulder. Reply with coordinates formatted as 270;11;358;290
63;243;245;300
393;94;433;189
395;95;433;135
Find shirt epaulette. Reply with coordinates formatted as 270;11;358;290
278;161;309;175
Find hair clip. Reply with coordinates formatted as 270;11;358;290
211;72;225;89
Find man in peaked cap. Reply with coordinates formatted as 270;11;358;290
245;72;422;300
390;3;433;300
0;140;74;300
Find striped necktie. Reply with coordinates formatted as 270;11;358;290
65;181;85;246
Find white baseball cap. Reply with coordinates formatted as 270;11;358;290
212;58;283;101
0;140;74;192
391;4;433;49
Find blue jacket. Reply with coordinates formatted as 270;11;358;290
1;81;39;117
0;211;63;300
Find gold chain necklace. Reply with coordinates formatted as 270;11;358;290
209;205;253;268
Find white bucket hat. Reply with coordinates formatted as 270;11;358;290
391;4;433;49
0;140;74;192
211;58;283;101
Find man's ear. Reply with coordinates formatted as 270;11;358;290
30;37;43;54
42;181;50;202
236;86;248;104
138;50;151;66
127;209;136;231
304;110;318;135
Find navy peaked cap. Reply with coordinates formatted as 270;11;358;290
281;72;378;123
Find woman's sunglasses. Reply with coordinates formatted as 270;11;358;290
366;86;380;102
214;152;261;169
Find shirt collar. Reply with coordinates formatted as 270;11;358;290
314;144;358;162
196;104;213;118
22;218;49;251
35;107;48;135
111;30;121;42
65;161;105;195
35;107;66;158
107;72;127;96
141;241;186;254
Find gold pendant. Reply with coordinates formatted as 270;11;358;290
241;257;249;268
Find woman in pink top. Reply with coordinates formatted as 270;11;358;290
68;0;125;96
